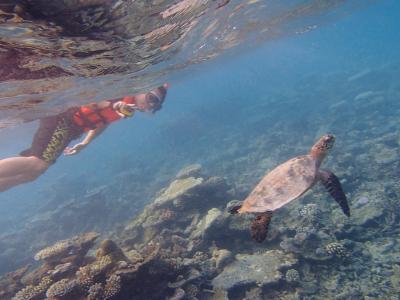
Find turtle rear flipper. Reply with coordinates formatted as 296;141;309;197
250;212;273;243
319;169;350;217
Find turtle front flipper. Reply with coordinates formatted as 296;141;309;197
250;211;273;243
319;169;350;217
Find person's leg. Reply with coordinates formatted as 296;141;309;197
0;174;40;192
0;156;49;192
0;109;83;193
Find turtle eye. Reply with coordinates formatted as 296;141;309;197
323;135;335;147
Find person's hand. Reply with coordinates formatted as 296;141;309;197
63;142;87;156
113;101;136;118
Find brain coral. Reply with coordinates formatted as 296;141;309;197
285;269;300;283
325;242;349;258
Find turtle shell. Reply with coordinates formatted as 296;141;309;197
239;155;317;213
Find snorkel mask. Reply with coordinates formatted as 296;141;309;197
146;84;169;113
146;92;163;113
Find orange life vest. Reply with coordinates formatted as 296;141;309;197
72;96;135;131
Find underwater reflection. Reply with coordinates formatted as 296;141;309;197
0;0;371;123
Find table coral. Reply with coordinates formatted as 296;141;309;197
34;240;71;262
34;232;99;265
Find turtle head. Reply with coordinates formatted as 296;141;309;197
310;134;335;163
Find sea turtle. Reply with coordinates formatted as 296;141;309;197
230;134;350;243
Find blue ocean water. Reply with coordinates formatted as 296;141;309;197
0;0;399;299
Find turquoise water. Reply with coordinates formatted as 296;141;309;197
0;0;399;299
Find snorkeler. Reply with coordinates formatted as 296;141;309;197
0;84;169;192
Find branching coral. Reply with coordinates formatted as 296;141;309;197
13;276;52;300
76;265;95;289
46;278;77;298
13;285;41;300
91;255;114;274
299;203;322;225
87;283;104;300
76;255;113;290
104;274;121;299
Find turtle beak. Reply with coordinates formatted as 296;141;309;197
324;134;335;149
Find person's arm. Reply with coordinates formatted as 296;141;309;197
63;99;136;156
64;125;108;156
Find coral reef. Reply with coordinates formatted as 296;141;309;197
175;163;203;179
1;167;244;299
285;269;300;283
325;242;350;259
75;254;114;289
12;276;52;300
298;203;322;225
212;250;298;292
45;278;78;298
0;223;179;299
0;155;397;299
87;283;104;299
0;150;398;299
212;248;234;270
34;232;99;266
0;265;30;299
119;170;233;252
103;274;121;299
